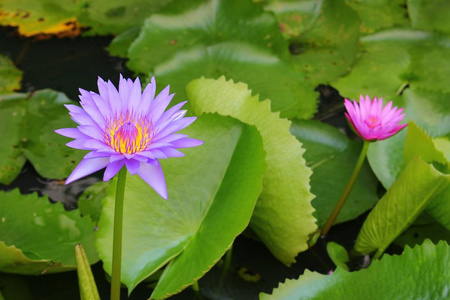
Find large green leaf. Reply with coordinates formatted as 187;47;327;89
151;42;317;119
289;0;361;85
96;114;266;295
0;90;85;184
261;240;450;299
0;0;84;36
345;0;409;34
355;156;450;255
0;55;22;95
186;77;316;265
404;122;449;169
408;0;450;33
290;120;378;227
78;0;173;36
0;190;98;274
127;0;288;73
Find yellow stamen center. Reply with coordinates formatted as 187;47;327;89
105;115;153;154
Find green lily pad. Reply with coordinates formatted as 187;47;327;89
404;122;449;170
264;0;322;38
106;26;141;58
289;0;361;85
0;189;98;274
355;157;450;255
408;0;450;33
78;0;173;36
96;114;266;295
290;119;378;228
78;181;110;224
345;0;409;34
0;90;85;184
332;30;417;101
261;240;450;299
0;55;22;95
127;0;288;74
151;42;317;119
0;0;84;36
186;77;316;265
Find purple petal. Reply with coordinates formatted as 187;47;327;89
155;101;187;127
128;77;142;113
159;147;184;157
84;151;112;159
82;139;109;150
55;128;86;139
66;157;110;184
154;117;197;138
67;138;91;150
150;94;175;124
137;161;168;199
119;74;131;110
139;77;156;113
104;160;125;181
171;138;203;148
107;80;122;115
78;125;105;141
125;159;140;175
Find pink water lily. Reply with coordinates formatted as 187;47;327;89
344;95;407;141
56;75;202;199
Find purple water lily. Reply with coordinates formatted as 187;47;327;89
56;75;202;199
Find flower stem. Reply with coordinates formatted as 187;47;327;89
110;167;127;300
321;141;370;238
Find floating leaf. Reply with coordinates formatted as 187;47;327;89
345;0;409;34
127;0;288;73
0;55;22;95
96;114;266;295
408;0;450;33
186;77;316;265
290;120;378;227
78;181;110;224
355;157;450;255
0;190;98;274
332;30;417;101
151;42;317;119
289;0;361;85
78;0;173;36
106;26;141;58
0;0;83;37
261;240;450;299
0;90;85;184
264;0;322;38
404;121;449;169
